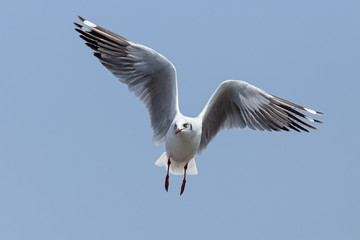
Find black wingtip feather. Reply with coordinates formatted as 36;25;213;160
85;42;98;51
75;28;84;35
280;126;290;131
78;16;85;22
290;120;309;132
288;125;301;132
73;22;82;28
94;52;101;59
79;34;90;43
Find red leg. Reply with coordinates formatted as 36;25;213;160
165;158;171;192
180;163;188;195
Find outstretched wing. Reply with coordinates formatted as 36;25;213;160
198;80;323;153
74;16;179;144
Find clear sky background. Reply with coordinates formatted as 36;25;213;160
1;0;359;239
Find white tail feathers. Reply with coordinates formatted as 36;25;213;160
155;152;198;175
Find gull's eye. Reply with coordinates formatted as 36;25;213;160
183;123;188;128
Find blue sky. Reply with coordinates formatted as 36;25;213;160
1;0;359;239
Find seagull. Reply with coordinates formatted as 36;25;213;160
74;16;323;195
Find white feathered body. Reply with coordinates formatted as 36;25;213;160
155;115;202;175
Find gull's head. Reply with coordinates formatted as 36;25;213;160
174;120;193;135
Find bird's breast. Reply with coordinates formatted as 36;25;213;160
165;132;201;163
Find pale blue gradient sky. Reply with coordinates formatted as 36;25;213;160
1;1;359;239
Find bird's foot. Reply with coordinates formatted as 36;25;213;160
165;158;171;192
180;163;188;195
180;179;186;195
165;174;169;192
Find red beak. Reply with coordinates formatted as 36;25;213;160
175;128;182;134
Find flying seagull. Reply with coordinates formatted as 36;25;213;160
74;16;323;195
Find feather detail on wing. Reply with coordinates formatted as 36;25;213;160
198;80;323;153
74;16;179;144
